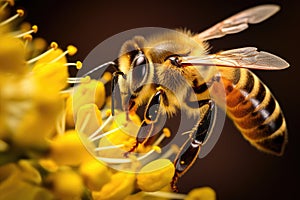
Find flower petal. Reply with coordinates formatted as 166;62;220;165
185;187;216;200
137;159;175;192
92;172;135;200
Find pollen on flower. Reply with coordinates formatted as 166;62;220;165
163;128;171;138
105;109;112;117
76;60;82;69
50;41;58;49
31;25;38;33
67;45;77;56
16;9;24;16
153;145;162;153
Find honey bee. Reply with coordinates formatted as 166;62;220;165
87;4;289;191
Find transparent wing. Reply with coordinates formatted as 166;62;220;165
196;4;280;41
181;47;289;70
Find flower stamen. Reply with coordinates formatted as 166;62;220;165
88;115;114;140
143;191;186;199
49;45;77;63
0;1;10;11
23;34;32;48
152;146;161;154
90;125;124;142
56;105;66;135
14;25;38;38
64;61;82;69
67;76;90;84
153;128;171;146
59;88;74;94
94;144;124;152
78;112;91;133
0;8;24;26
96;148;156;164
27;41;58;64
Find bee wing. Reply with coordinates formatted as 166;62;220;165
196;4;280;41
182;47;289;70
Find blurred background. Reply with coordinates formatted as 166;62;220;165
13;0;299;199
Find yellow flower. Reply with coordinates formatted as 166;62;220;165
72;79;106;112
38;158;59;173
92;172;135;200
0;177;53;200
0;8;72;157
33;44;67;65
185;187;216;200
0;71;63;152
0;34;26;74
12;77;63;151
76;103;103;136
79;158;112;191
137;159;175;192
105;112;141;151
32;61;69;92
0;160;53;200
125;185;172;200
65;94;76;128
45;168;84;200
48;130;93;166
1;3;219;200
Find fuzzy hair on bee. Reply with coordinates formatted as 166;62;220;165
117;30;215;118
90;4;289;192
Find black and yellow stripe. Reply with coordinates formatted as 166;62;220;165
220;68;287;155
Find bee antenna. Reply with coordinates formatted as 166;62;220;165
82;61;117;77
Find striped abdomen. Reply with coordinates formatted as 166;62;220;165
219;68;287;156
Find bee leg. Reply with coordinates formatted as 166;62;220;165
111;71;126;116
124;89;164;157
124;120;155;157
171;100;214;192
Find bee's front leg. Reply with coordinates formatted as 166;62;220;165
171;100;214;192
124;88;165;157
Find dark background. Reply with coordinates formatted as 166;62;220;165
13;0;299;199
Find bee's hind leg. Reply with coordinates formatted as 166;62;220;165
171;100;214;192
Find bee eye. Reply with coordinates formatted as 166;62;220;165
169;56;181;67
130;51;149;91
135;55;146;67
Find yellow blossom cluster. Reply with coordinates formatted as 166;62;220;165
0;1;216;199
